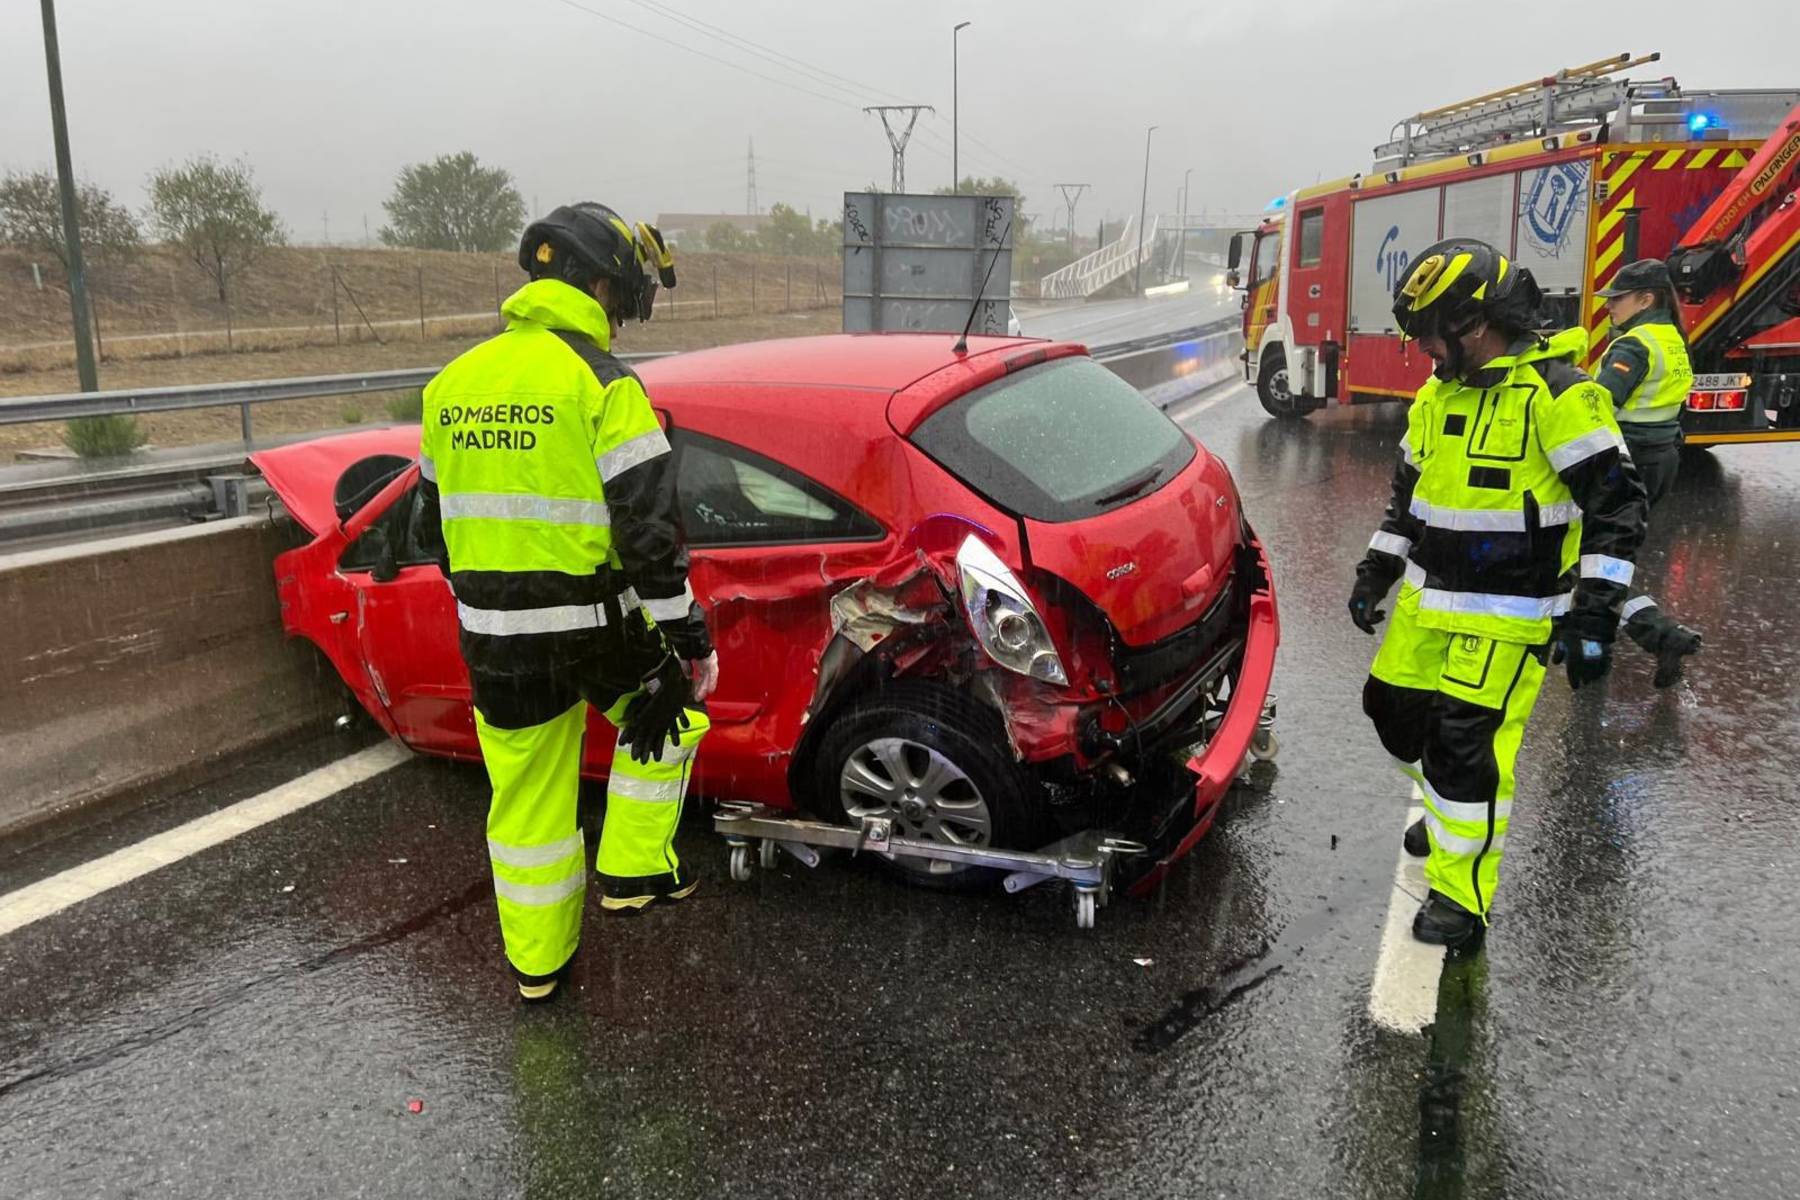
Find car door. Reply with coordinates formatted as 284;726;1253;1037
670;429;886;799
337;480;474;757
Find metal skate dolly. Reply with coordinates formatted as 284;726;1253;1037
713;802;1147;930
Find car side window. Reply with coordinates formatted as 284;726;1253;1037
339;483;438;573
674;432;882;547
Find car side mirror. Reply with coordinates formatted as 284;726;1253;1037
1226;268;1241;289
1239;293;1250;312
370;528;400;583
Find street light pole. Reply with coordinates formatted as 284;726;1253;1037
1135;125;1158;294
1178;167;1193;279
953;21;971;190
38;0;98;393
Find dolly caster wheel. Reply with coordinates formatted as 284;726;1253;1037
1074;888;1098;930
759;839;780;870
728;843;754;883
1250;729;1280;762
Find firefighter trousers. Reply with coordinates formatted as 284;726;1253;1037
1362;585;1547;920
468;621;709;983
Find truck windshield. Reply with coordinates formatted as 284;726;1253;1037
1252;231;1281;285
910;358;1195;523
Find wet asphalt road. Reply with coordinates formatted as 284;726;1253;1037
4;382;1800;1199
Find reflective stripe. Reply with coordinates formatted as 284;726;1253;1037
1538;500;1580;527
1621;594;1658;620
419;453;437;482
1418;587;1566;621
493;872;585;907
607;773;686;804
1403;561;1427;590
1423;810;1500;856
441;492;611;527
1399;433;1417;468
457;601;604;636
621;587;642;613
640;585;694;624
597;428;670;482
487;831;584;869
1369;531;1414;558
1547;427;1621;473
1580;554;1635;586
1420;777;1512;826
1410;497;1527;532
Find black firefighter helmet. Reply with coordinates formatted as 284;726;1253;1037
1392;238;1542;339
518;202;677;322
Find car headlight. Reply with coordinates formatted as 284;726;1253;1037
955;534;1068;686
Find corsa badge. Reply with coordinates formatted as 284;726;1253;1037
1107;561;1138;580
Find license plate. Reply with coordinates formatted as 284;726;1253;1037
1693;373;1747;390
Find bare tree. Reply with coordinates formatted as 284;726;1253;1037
147;155;284;303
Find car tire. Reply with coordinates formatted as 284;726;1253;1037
809;680;1041;891
1256;345;1311;420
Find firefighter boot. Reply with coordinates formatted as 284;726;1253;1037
1413;890;1483;949
1403;817;1429;858
1626;607;1702;689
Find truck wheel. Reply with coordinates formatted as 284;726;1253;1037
1257;346;1310;420
809;681;1039;892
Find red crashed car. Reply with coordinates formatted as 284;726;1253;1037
252;334;1278;896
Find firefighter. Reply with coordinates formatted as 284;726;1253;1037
1596;258;1704;687
414;202;718;1002
1348;239;1648;949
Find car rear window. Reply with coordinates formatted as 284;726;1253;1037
911;357;1195;522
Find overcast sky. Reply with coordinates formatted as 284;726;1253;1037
2;0;1792;246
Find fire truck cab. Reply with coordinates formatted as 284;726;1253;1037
1229;53;1800;445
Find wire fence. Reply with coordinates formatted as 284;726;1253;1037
0;248;844;374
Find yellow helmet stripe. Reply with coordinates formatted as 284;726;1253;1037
1413;251;1473;310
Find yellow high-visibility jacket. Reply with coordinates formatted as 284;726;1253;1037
1362;327;1649;645
416;278;707;676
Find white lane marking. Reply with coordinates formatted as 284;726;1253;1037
1368;802;1448;1034
1168;381;1250;425
0;741;411;939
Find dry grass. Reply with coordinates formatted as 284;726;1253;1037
0;309;841;459
1;243;841;370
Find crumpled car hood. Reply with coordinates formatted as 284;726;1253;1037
249;425;422;536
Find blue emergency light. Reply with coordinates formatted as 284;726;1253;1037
1688;112;1715;135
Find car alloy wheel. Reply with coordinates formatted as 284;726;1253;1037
838;737;993;876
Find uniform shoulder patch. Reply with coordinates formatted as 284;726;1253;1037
1525;357;1591;398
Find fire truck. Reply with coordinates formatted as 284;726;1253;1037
1228;53;1800;446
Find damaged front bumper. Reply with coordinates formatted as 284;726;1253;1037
1127;534;1279;895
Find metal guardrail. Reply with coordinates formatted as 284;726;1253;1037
0;328;1241;547
0;354;670;443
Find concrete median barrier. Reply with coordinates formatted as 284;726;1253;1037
1097;321;1244;409
0;516;343;838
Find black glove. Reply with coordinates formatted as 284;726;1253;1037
655;601;714;661
1348;563;1395;635
1550;610;1615;691
623;653;694;764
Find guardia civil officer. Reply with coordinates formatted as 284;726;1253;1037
416;203;717;1001
1595;258;1703;687
1348;239;1649;949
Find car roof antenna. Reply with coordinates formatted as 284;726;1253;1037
954;217;1012;356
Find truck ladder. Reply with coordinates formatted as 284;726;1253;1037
1375;52;1669;166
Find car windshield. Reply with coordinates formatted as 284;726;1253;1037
911;357;1195;522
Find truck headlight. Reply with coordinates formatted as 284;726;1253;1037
955;534;1068;686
